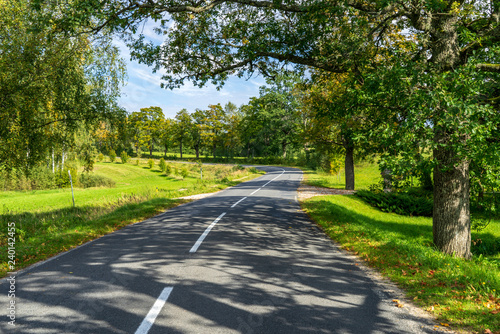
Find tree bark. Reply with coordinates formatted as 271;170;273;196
344;138;355;190
179;140;183;159
282;140;287;159
433;142;471;259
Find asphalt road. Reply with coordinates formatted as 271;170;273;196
1;166;447;333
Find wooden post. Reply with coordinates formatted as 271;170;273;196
68;170;75;208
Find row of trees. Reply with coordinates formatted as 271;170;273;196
94;75;306;162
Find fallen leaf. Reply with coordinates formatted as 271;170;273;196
440;323;449;327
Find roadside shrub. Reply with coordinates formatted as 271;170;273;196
97;153;104;162
181;167;189;179
55;168;78;188
30;166;55;190
78;173;116;188
165;164;172;176
120;151;129;164
355;189;433;217
147;159;154;169
109;149;117;163
159;158;167;172
135;159;140;166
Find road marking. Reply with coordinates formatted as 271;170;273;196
250;188;261;195
231;197;247;208
262;169;285;187
135;287;173;334
190;212;227;253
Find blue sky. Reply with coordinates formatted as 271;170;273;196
115;22;265;119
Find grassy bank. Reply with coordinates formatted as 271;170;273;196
0;162;263;277
301;166;500;333
303;160;383;190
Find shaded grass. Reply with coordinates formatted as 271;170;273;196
302;195;500;333
0;163;263;276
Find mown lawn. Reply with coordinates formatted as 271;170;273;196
0;161;263;277
301;164;500;334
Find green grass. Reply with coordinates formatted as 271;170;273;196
301;168;500;333
0;161;263;277
302;160;383;190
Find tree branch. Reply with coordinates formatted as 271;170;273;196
476;63;500;73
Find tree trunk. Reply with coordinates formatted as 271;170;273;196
179;141;183;159
433;142;471;259
344;138;355;190
195;146;199;159
282;140;287;159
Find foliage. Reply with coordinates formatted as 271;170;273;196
147;159;154;169
0;0;125;172
97;153;104;162
120;151;129;164
240;74;303;159
54;168;78;189
129;106;165;157
181;167;189;179
355;190;433;217
159;158;167;172
79;143;97;173
108;150;117;163
165;164;172;176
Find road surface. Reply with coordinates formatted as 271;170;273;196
1;166;447;333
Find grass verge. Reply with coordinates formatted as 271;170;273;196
301;195;500;334
0;163;264;277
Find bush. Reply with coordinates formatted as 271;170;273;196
120;151;129;164
135;159;140;166
355;189;433;217
55;168;78;188
30;166;55;190
97;153;104;162
147;159;154;169
109;149;117;163
165;164;172;176
159;158;167;172
78;173;116;188
181;167;189;179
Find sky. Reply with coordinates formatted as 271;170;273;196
115;21;266;119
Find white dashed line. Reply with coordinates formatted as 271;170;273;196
135;287;173;334
190;212;227;253
231;197;248;208
250;188;262;195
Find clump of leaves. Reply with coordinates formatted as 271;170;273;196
109;150;116;163
159;158;167;172
120;151;129;164
181;167;189;179
147;159;154;169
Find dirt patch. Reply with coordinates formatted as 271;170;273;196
298;184;355;200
